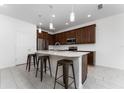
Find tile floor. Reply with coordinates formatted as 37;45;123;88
0;64;124;89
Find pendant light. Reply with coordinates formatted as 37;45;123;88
38;23;42;33
49;16;54;30
70;5;75;22
38;28;42;33
49;22;53;29
37;15;42;33
49;5;55;30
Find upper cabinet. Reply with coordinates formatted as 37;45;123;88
75;28;82;44
65;30;76;39
48;34;54;45
37;31;48;40
80;24;96;44
55;24;96;45
39;24;96;45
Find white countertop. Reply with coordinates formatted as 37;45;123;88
36;50;89;57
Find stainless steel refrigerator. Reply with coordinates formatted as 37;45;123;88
37;38;48;50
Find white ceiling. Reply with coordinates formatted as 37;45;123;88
0;4;124;32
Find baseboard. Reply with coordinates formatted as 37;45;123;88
0;64;16;69
16;63;26;66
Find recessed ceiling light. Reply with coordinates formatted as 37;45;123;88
65;22;69;25
39;22;42;25
52;14;55;18
88;14;91;18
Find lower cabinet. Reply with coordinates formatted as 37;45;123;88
81;51;95;84
82;55;88;84
78;51;95;66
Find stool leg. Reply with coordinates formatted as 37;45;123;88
54;63;59;89
48;57;52;77
44;58;47;74
26;56;29;70
35;58;40;77
36;56;39;71
63;64;69;89
28;56;31;72
72;64;77;89
33;55;36;68
40;58;43;82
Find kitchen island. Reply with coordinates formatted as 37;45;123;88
36;50;89;89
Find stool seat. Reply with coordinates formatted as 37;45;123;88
57;59;73;65
28;54;36;56
38;56;49;59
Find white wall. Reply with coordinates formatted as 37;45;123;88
0;14;36;69
49;13;124;70
15;20;36;65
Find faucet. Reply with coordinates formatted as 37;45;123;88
54;42;60;50
55;42;60;45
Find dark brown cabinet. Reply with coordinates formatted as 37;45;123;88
37;31;56;45
48;34;54;45
81;25;96;43
65;30;76;39
40;24;96;45
52;24;96;45
75;24;96;44
78;51;95;66
37;31;48;40
82;55;88;84
75;28;82;44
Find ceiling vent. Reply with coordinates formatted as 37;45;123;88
98;4;103;10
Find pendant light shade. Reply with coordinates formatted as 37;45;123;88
70;12;75;22
70;5;75;22
38;28;42;33
49;22;53;29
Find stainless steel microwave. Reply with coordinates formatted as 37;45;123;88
66;38;76;44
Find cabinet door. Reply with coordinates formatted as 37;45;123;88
81;24;96;44
88;25;96;43
66;30;75;38
37;30;44;39
82;55;88;84
81;27;88;43
42;31;48;40
59;32;65;45
58;33;62;44
54;33;61;43
54;32;67;45
54;34;58;43
70;30;76;38
75;29;82;44
48;34;54;45
37;31;48;40
62;32;67;44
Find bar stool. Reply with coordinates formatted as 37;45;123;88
26;53;36;72
54;59;76;89
35;55;52;82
